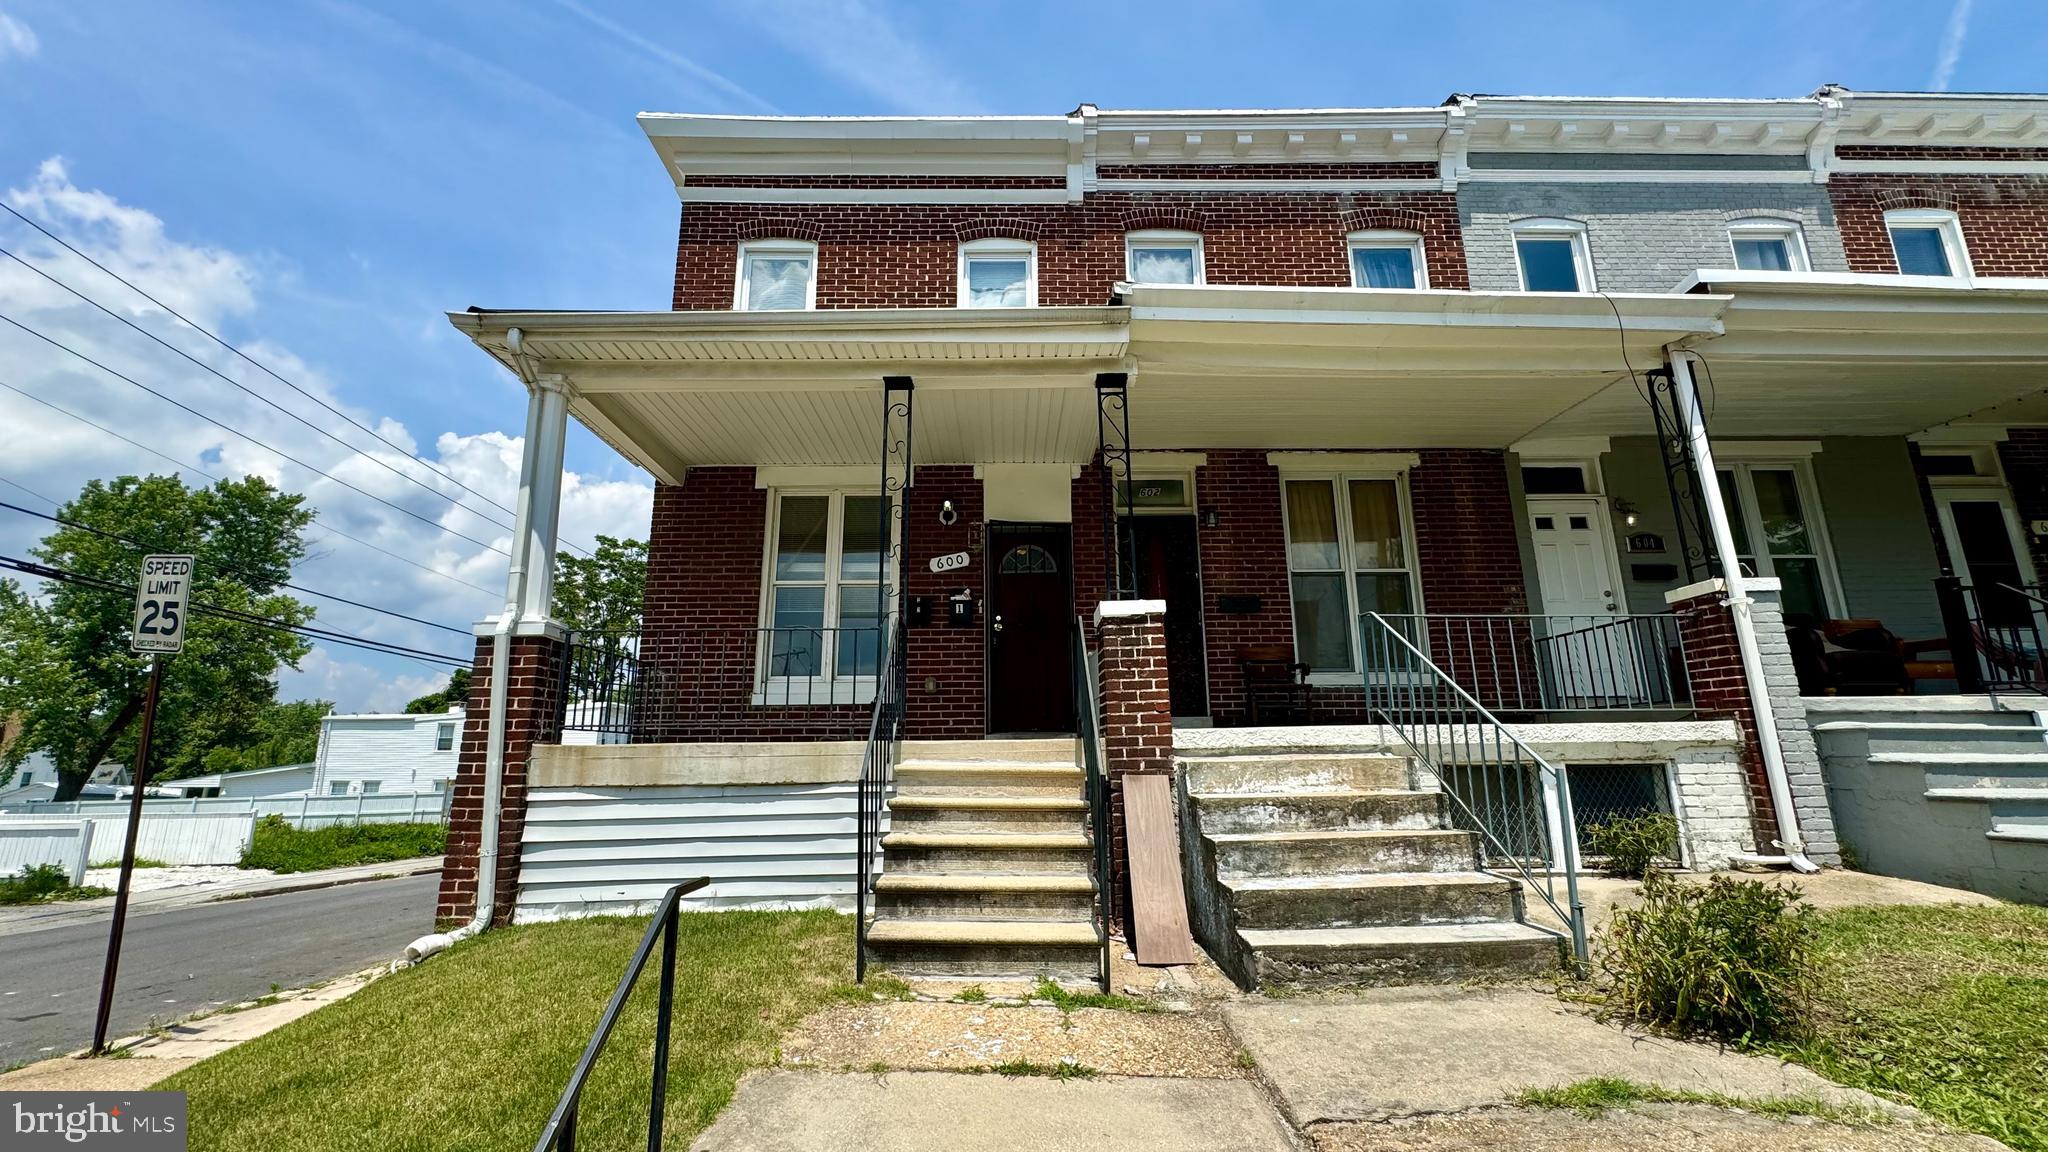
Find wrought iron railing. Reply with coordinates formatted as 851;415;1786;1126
1071;615;1112;993
1361;612;1589;969
557;625;888;741
1372;613;1691;715
1937;576;2048;696
855;619;907;982
533;876;710;1152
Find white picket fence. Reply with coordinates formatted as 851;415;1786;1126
1;791;452;830
0;819;94;884
0;811;256;866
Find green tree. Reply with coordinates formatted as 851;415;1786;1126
199;698;333;776
404;667;471;714
0;474;315;798
552;535;646;635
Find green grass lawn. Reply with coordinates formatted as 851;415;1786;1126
161;909;860;1151
237;817;445;873
1773;902;2048;1151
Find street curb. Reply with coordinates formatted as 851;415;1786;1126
206;861;442;903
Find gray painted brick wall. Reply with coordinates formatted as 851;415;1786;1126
1747;584;1843;863
1458;182;1848;293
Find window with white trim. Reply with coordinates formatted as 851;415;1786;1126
1884;208;1971;279
1281;474;1420;675
957;238;1036;307
1726;218;1811;272
1511;218;1594;292
1124;229;1204;285
1347;230;1428;289
1714;463;1841;622
330;781;350;796
435;722;455;752
761;490;887;702
734;239;818;310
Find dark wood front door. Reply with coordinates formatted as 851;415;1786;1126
1134;515;1209;717
987;523;1074;733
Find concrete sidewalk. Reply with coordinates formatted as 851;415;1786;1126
0;856;442;936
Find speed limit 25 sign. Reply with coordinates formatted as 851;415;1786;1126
132;554;195;654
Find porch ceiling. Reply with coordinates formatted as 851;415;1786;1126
1524;272;2048;439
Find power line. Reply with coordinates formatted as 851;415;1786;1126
0;379;501;597
0;554;471;668
0;201;536;529
0;307;512;557
0;496;473;638
0;240;537;547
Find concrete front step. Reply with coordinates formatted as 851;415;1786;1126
1204;828;1479;878
873;872;1096;921
1870;750;2048;791
1181;754;1410;796
865;917;1101;980
1222;871;1521;931
900;739;1073;764
888;794;1089;833
1239;922;1563;990
882;831;1093;873
1192;789;1442;834
895;762;1086;797
1812;719;2048;757
1802;696;2043;727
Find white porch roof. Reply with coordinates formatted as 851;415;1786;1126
1525;271;2048;439
449;287;1729;478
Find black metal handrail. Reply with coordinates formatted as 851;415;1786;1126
1072;616;1112;992
1936;576;2048;696
557;625;887;741
1362;612;1589;969
534;876;710;1152
855;617;907;982
1371;612;1691;715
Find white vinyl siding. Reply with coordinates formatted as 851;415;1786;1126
313;713;463;796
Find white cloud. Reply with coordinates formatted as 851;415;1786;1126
0;12;36;61
718;0;983;114
0;158;654;713
1931;0;1974;92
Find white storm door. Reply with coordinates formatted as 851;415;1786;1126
1527;497;1639;705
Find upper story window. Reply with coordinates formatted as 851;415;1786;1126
1347;230;1428;290
435;722;455;752
1125;230;1205;285
735;239;817;310
1727;218;1811;272
1885;209;1971;279
958;238;1037;308
1512;218;1594;292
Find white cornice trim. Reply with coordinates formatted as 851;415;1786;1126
1461;168;1813;184
1512;436;1612;459
1831;158;2048;175
1266;451;1421;473
1094;177;1441;193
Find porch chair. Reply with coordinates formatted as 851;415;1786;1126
1238;644;1313;726
1786;617;1953;695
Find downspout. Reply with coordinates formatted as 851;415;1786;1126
1669;350;1820;873
406;326;541;962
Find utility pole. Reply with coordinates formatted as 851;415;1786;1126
92;554;192;1056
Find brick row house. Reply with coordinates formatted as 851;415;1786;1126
439;85;2048;986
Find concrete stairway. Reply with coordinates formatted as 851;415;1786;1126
865;739;1102;983
1809;696;2048;901
1177;748;1563;991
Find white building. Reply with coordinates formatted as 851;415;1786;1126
311;709;464;796
159;761;318;799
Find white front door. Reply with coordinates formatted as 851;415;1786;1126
1527;497;1639;705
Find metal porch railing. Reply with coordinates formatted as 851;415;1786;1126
855;619;907;982
1071;615;1112;993
1372;612;1691;716
1361;612;1590;969
533;876;710;1152
1937;577;2048;696
557;625;887;742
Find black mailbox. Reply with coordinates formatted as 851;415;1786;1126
948;589;976;628
909;595;933;627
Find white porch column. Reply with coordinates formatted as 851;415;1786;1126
512;372;573;628
1667;349;1818;869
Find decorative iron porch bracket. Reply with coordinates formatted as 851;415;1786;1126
1645;366;1716;582
1096;371;1138;598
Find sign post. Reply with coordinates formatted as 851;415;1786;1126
91;555;192;1055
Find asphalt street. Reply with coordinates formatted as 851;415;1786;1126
0;871;437;1068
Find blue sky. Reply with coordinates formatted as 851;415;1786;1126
0;0;2041;710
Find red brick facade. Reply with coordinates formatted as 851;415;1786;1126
1828;151;2048;278
674;188;1470;311
437;632;564;924
1669;588;1775;848
1095;608;1174;927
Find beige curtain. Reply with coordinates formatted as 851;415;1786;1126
1285;481;1340;570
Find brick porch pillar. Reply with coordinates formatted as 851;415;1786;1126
436;623;567;925
1094;600;1172;929
1665;577;1840;863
